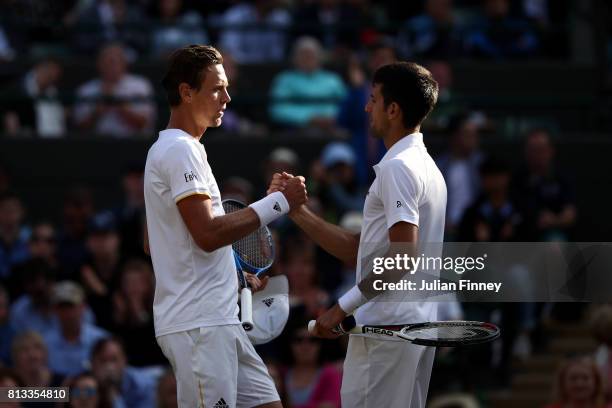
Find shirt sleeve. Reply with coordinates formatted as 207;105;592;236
164;142;210;203
378;160;421;229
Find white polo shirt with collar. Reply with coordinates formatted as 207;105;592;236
341;132;447;326
144;128;239;337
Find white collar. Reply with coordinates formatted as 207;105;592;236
374;132;424;171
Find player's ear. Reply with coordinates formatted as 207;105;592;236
178;83;192;104
387;102;400;120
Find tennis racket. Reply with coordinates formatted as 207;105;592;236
308;315;500;347
222;199;275;331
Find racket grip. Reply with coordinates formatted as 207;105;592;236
240;288;253;331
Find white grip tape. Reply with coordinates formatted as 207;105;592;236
240;288;253;331
308;320;316;333
249;191;290;226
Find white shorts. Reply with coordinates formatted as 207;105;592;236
341;335;436;408
157;324;280;408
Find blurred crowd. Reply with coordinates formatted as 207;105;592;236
0;0;576;138
0;0;610;407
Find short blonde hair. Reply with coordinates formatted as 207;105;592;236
11;331;47;360
552;356;605;407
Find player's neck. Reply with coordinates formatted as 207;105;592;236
167;110;206;140
383;125;420;150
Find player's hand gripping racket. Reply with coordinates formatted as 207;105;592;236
222;199;275;331
308;315;500;347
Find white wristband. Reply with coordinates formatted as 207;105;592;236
249;191;290;226
338;285;366;314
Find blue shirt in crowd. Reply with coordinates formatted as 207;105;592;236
44;323;108;376
270;69;346;127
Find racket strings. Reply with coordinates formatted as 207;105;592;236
222;201;273;269
401;324;498;341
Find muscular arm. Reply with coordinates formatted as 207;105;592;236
289;205;360;265
177;194;261;253
357;221;418;300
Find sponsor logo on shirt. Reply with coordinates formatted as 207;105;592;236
184;171;199;183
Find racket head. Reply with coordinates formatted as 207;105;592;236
399;321;500;347
222;199;275;275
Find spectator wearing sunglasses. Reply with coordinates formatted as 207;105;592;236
64;372;112;408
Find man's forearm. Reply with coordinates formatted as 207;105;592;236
290;206;359;264
196;208;261;252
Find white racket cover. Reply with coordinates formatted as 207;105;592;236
247;275;289;345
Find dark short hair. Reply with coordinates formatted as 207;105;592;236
162;45;223;107
91;336;126;360
372;62;438;129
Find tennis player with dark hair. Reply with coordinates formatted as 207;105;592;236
270;62;447;407
144;45;306;407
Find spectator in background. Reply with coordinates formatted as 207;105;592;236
436;114;484;238
149;0;208;58
1;57;65;137
0;368;22;408
0;25;15;61
64;372;112;408
589;305;612;401
156;370;178;408
285;252;329;319
285;326;342;408
12;331;65;405
312;142;365;220
262;148;300;194
73;43;155;137
425;61;459;128
111;259;164;366
293;0;364;53
220;177;254;204
546;356;612;408
0;285;14;365
219;0;291;64
90;338;160;408
80;211;123;330
458;158;522;242
26;222;59;271
44;281;108;377
512;129;576;241
9;260;56;335
338;38;397;185
57;187;94;277
397;0;462;59
0;192;29;281
269;37;346;129
72;0;148;55
464;0;539;59
114;164;146;258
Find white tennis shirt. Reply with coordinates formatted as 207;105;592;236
144;129;239;337
353;132;447;325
